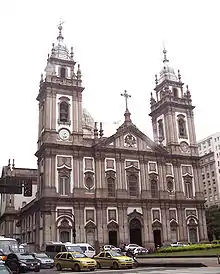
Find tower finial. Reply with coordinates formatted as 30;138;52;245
178;69;182;82
163;47;169;63
57;19;64;43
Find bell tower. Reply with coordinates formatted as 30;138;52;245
149;49;197;155
37;22;84;148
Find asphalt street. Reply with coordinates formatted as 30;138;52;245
28;266;220;274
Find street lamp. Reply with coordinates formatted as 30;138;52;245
42;210;76;243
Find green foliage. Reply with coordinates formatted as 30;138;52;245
212;240;220;244
157;244;220;253
206;205;220;241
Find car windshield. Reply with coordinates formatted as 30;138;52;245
35;253;48;258
17;254;34;260
0;240;19;254
72;253;86;258
66;246;82;253
109;251;121;257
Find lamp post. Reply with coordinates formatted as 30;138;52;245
42;210;76;243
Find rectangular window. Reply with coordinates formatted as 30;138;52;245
207;172;210;178
202;174;205;180
212;171;215;177
166;163;173;176
152;209;161;222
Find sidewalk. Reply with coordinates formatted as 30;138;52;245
136;256;220;267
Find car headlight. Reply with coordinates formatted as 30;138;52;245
37;262;40;266
20;263;27;267
119;259;126;262
81;262;88;265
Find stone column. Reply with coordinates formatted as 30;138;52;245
96;204;104;246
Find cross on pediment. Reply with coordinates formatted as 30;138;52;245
121;90;131;110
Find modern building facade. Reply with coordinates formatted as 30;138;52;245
0;24;208;250
198;133;220;207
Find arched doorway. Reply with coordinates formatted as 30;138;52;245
129;218;142;246
109;231;117;247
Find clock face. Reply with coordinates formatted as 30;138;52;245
59;129;70;140
180;142;189;153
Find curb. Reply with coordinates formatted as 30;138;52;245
137;262;207;268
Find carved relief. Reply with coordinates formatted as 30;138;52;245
167;176;174;192
169;209;177;221
148;162;157;173
124;133;137;148
84;172;95;190
86;209;95;223
108;209;117;223
152;209;160;222
186;209;197;218
57;156;72;168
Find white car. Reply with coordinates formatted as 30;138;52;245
170;242;189;247
125;244;141;251
133;247;148;255
103;245;121;252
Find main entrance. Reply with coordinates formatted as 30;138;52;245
109;231;117;246
129;218;142;246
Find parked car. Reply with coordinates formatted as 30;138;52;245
31;253;54;269
103;245;121;252
133;247;148;256
72;243;95;258
170;242;189;247
54;252;96;271
5;253;40;273
94;251;133;269
45;242;83;259
125;244;141;251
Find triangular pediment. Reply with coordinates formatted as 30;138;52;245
93;123;167;154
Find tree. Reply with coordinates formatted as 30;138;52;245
206;205;220;241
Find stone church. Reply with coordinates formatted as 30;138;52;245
0;24;208;251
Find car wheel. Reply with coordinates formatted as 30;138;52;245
34;267;40;272
113;262;119;269
56;264;62;271
73;264;80;272
96;262;101;269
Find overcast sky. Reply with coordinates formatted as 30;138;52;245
0;0;219;169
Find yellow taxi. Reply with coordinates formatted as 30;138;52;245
94;250;133;269
54;252;96;271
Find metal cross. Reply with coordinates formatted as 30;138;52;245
121;90;131;110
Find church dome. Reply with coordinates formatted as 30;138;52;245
158;49;178;84
82;108;94;138
53;24;71;60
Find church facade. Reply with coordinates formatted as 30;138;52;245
6;25;208;250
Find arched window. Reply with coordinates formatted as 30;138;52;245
128;174;138;197
60;67;66;78
178;118;187;138
60;101;69;122
158;119;164;141
151;180;158;198
107;177;116;197
59;175;70;195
